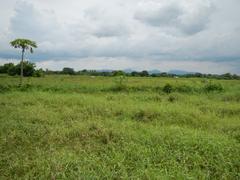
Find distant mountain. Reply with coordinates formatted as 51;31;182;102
97;69;134;73
168;70;196;75
95;69;196;75
96;69;113;72
123;69;134;73
148;69;161;74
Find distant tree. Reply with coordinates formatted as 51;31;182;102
62;67;75;75
10;39;37;85
221;73;233;80
160;72;168;77
140;70;149;77
0;66;3;74
113;70;125;76
131;71;139;76
7;65;17;76
232;74;239;80
151;73;159;77
194;73;203;78
0;63;15;74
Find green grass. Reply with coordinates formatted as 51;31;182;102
0;75;240;179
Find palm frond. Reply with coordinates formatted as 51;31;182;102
10;39;37;52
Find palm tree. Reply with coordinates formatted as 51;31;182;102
10;39;37;86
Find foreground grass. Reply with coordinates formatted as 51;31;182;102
0;75;240;179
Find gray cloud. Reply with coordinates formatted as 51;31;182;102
134;2;182;27
93;24;129;38
10;1;60;41
134;0;214;35
0;0;239;74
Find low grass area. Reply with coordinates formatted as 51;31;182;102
0;75;240;179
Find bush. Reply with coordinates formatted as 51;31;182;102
7;61;36;77
33;69;44;77
203;83;224;92
163;83;173;94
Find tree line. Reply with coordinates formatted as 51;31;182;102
2;63;238;80
48;69;240;80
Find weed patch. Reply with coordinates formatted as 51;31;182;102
133;110;160;122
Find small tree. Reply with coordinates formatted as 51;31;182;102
10;39;37;86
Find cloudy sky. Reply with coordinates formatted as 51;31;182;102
0;0;240;74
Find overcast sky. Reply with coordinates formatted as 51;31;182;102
0;0;240;74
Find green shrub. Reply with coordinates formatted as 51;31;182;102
203;83;224;92
163;83;173;94
33;69;45;77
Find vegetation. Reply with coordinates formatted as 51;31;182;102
1;63;239;80
62;67;75;75
163;83;173;94
0;61;43;77
10;39;37;85
0;75;239;179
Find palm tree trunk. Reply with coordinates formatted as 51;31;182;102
20;48;24;86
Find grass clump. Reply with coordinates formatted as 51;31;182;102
0;84;11;93
133;109;160;122
168;94;178;102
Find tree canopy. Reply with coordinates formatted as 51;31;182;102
10;39;37;53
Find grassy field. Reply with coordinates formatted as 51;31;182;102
0;75;240;179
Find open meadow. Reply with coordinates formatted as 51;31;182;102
0;75;240;179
